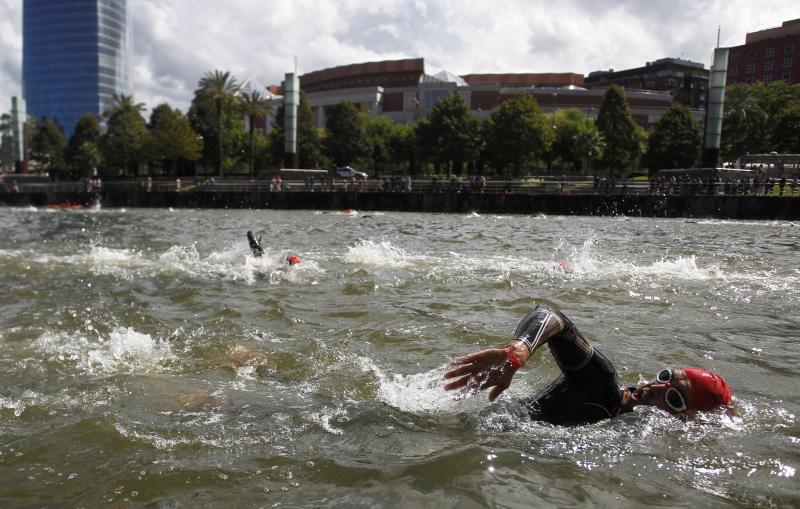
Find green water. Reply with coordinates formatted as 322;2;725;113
0;207;798;507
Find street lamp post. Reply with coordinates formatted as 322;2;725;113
195;134;204;180
548;92;558;174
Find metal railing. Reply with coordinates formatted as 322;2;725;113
3;177;799;197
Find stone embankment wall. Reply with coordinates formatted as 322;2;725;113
3;191;800;219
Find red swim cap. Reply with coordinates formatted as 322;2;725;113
683;368;731;411
286;255;301;266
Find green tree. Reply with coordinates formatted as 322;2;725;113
759;81;800;153
324;101;368;169
644;103;701;171
387;122;418;174
721;81;800;160
237;90;272;178
596;85;642;175
416;94;480;175
552;109;603;174
74;142;102;178
102;94;150;177
189;86;248;176
29;118;66;175
721;84;764;160
197;70;240;177
483;93;552;176
268;90;324;169
148;104;202;176
770;105;800;154
363;115;396;173
66;114;102;177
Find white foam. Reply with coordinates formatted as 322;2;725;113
309;406;348;435
343;239;421;268
365;353;487;415
34;327;176;376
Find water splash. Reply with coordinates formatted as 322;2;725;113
343;239;420;268
34;327;176;375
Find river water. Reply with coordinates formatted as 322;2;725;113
0;206;798;508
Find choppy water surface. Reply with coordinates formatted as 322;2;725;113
0;207;798;508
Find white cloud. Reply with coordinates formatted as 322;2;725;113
1;0;798;117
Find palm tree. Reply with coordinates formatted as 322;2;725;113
723;85;763;160
238;90;272;178
104;93;146;118
199;70;240;178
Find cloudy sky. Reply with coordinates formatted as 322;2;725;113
1;0;798;114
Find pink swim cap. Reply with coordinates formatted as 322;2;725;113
683;368;731;411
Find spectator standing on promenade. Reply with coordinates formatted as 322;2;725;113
478;175;486;193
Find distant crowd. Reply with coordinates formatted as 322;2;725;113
648;175;799;196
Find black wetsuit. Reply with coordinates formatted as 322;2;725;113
515;305;622;425
247;231;264;257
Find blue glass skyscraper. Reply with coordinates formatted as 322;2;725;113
23;0;133;137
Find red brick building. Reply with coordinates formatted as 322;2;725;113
726;18;800;85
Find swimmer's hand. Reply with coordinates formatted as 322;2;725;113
444;348;519;402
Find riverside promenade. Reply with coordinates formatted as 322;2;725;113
2;177;800;219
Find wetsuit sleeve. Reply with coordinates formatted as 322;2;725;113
511;304;593;370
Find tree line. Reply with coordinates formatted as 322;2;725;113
18;73;800;180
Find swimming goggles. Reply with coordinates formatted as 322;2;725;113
657;369;688;412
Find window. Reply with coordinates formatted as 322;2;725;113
785;44;795;55
765;47;775;59
645;80;655;88
783;58;793;68
730;53;740;64
667;78;676;86
423;90;450;108
764;73;773;84
746;63;755;73
782;70;791;80
728;67;738;77
764;60;774;71
746;74;755;83
748;50;757;60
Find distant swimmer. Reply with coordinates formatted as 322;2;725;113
247;230;264;257
444;303;732;425
286;255;301;266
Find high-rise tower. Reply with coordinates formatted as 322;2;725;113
22;0;133;137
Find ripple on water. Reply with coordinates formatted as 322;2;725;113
0;210;798;507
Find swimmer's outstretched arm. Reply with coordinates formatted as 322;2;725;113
444;304;586;401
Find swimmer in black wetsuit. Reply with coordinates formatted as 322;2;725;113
444;304;732;425
247;230;264;257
